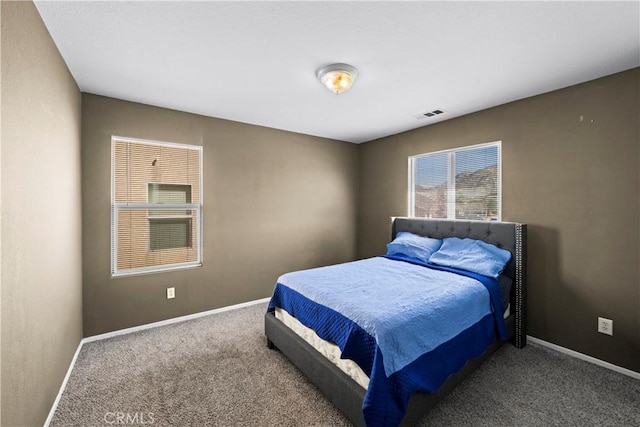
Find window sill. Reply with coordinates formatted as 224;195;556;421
111;262;202;278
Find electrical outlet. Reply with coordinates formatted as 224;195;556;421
597;317;613;336
166;287;175;299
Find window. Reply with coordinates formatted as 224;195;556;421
111;137;202;276
408;142;501;221
148;184;193;251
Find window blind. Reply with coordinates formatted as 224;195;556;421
111;137;203;276
409;142;500;221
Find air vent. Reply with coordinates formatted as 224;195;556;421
414;109;446;120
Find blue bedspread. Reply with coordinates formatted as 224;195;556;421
268;256;507;427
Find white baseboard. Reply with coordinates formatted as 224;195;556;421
44;296;271;426
527;335;640;380
83;297;271;343
43;340;84;427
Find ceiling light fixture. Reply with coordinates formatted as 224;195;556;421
316;63;358;94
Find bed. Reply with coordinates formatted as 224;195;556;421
265;217;527;426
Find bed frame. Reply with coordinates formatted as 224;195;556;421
265;217;527;426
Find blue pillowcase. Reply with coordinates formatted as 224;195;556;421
428;237;512;279
386;232;443;263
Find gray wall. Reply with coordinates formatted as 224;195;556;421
81;94;359;336
358;68;639;372
1;2;84;426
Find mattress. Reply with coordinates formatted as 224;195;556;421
275;307;370;389
275;305;510;390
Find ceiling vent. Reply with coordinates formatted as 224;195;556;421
414;109;446;120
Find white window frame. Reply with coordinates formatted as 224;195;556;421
408;141;501;221
111;136;203;277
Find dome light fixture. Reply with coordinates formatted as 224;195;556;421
316;63;358;94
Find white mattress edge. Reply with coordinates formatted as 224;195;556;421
274;303;511;391
275;307;370;389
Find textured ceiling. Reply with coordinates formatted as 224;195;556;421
35;1;640;143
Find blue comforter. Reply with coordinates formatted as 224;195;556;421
268;256;507;427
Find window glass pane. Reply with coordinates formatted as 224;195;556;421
113;141;201;204
413;153;448;218
455;146;499;220
115;208;200;271
410;143;500;221
148;184;192;217
150;218;193;251
148;183;191;204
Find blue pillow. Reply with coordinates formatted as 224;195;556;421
386;232;442;263
428;237;512;278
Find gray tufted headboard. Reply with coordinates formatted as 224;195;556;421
390;217;527;348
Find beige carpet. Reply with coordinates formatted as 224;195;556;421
50;302;640;426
